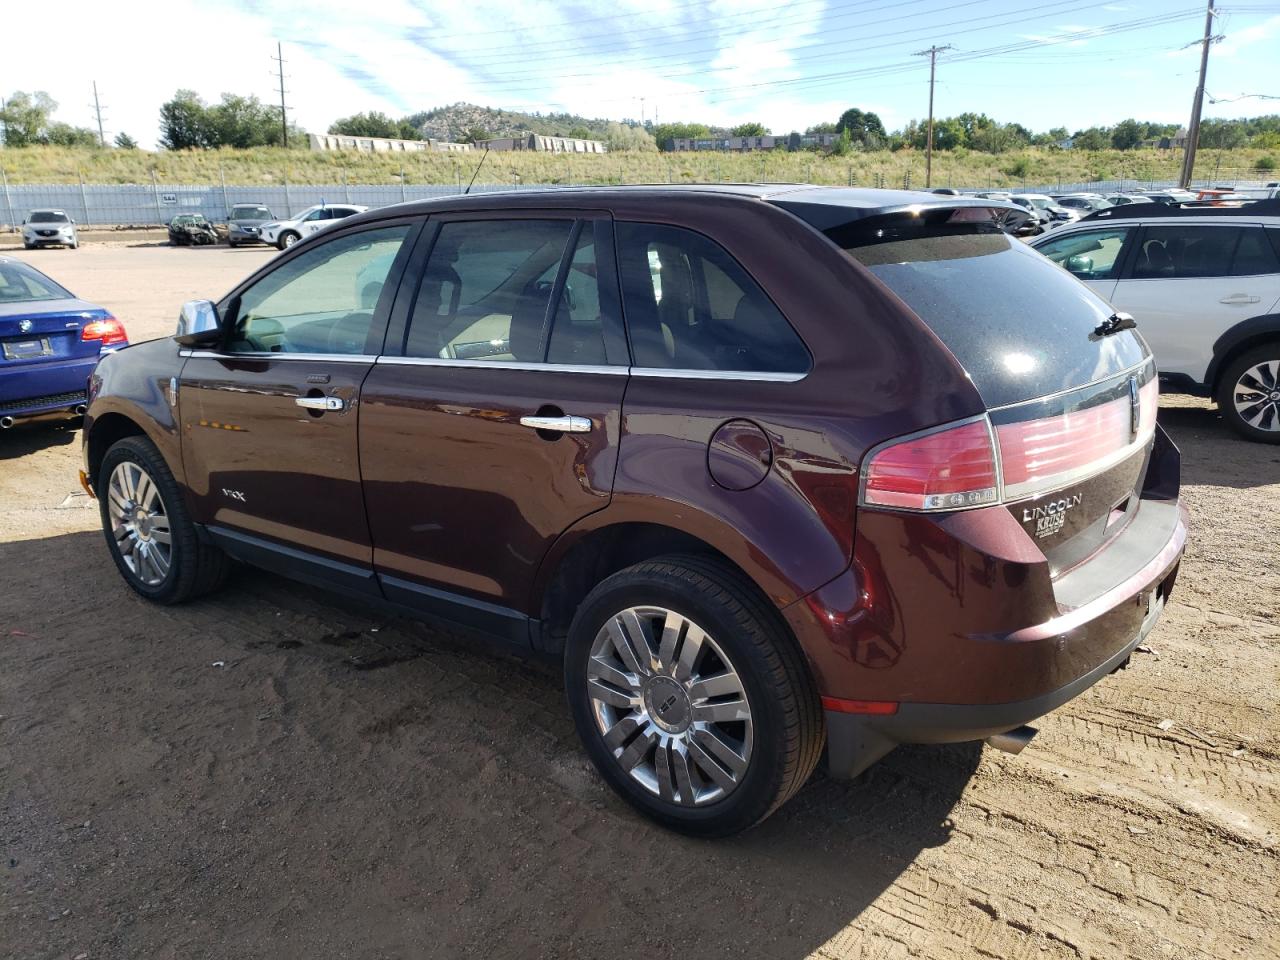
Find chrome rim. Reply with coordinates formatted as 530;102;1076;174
1233;360;1280;432
107;462;172;586
587;606;753;806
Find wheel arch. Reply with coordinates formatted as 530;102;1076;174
86;411;149;485
1207;313;1280;394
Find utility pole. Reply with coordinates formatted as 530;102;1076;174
90;81;106;147
273;42;290;148
1179;0;1217;189
915;44;952;188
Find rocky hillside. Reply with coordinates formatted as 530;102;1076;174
405;103;621;142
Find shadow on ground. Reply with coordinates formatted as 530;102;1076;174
1;530;978;959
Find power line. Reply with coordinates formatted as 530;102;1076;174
915;45;952;188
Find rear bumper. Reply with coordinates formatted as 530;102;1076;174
0;351;117;421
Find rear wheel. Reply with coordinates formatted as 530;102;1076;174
565;555;824;837
98;436;230;603
1218;345;1280;443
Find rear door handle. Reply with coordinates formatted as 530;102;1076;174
295;396;346;411
519;415;592;433
1219;294;1261;305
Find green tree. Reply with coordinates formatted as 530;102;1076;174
805;121;837;135
602;121;656;152
1072;127;1110;150
730;121;768;137
42;122;98;147
0;90;58;146
830;127;854;156
787;130;802;151
566;125;593;140
1110;118;1145;150
1198;119;1247;149
329;111;416;139
114;132;138;149
836;108;887;146
159;90;214;149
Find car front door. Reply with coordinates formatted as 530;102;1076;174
1108;224;1280;381
179;218;419;592
1032;225;1134;303
358;213;630;641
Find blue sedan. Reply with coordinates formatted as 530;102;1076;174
0;256;128;429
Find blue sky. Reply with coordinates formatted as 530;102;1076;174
6;0;1279;147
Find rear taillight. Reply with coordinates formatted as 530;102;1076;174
862;419;999;511
861;377;1158;513
81;316;127;346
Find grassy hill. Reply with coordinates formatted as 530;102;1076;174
0;144;1274;189
405;102;624;142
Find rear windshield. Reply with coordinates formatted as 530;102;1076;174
818;216;1148;407
231;206;271;219
0;260;72;303
29;211;69;223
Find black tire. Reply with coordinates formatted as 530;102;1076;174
1217;344;1280;443
565;554;824;837
97;435;231;603
23;242;34;250
278;231;299;250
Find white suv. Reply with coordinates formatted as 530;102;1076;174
259;203;369;250
1030;200;1280;442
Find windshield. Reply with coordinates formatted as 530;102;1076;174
29;211;69;224
231;206;272;220
0;260;72;303
819;217;1148;406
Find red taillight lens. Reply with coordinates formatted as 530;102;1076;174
862;419;998;511
81;317;128;346
996;379;1159;499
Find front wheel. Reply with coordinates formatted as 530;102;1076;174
1218;345;1280;443
98;436;231;603
565;555;824;837
279;231;299;250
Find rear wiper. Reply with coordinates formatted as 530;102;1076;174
1092;312;1137;339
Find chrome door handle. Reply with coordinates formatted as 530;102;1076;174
295;396;346;411
1219;294;1261;304
519;414;592;433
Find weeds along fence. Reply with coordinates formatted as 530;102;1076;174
1;173;1275;230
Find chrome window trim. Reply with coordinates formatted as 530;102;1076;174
376;357;628;375
985;358;1153;413
183;350;378;363
374;356;806;381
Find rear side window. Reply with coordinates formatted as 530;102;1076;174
404;219;573;362
1133;226;1239;279
1231;227;1280;276
615;222;810;374
1034;227;1132;280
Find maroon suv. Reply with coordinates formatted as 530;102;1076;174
82;186;1187;836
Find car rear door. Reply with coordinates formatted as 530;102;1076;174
358;212;629;641
179;218;420;592
1107;223;1278;381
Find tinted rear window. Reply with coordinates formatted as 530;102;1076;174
819;218;1148;407
0;261;72;302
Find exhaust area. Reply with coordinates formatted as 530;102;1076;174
986;725;1038;755
75;404;87;415
0;416;14;430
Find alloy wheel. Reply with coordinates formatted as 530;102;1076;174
586;606;753;806
1232;360;1280;433
107;461;172;586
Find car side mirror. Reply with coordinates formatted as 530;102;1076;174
174;300;221;347
1065;254;1093;275
71;219;76;225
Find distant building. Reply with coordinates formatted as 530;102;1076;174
667;135;783;152
1056;137;1075;150
476;134;606;153
308;133;473;153
799;133;839;149
1141;127;1189;150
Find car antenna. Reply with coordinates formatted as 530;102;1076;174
463;147;490;195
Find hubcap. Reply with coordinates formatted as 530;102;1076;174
586;606;753;807
1233;360;1280;432
107;462;172;586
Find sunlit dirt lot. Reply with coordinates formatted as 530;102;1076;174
2;242;1277;959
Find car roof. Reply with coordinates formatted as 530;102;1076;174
1080;197;1280;223
342;184;1024;229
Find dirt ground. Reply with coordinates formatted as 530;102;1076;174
1;244;1277;960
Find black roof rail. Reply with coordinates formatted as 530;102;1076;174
1081;198;1280;222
